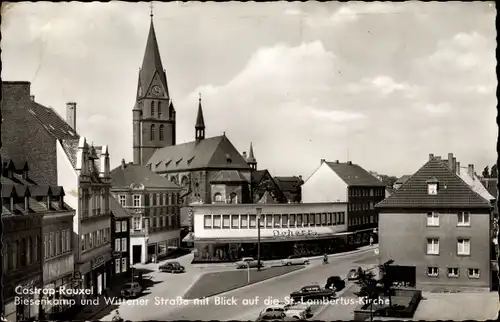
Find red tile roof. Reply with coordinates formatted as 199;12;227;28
376;158;492;209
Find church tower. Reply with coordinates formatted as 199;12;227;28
195;94;205;142
247;142;257;170
133;10;176;165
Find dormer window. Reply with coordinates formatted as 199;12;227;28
426;177;439;195
226;154;232;164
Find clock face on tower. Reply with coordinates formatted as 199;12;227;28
151;85;163;96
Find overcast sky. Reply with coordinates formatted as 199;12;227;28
2;2;497;178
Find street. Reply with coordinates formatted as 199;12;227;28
103;248;378;321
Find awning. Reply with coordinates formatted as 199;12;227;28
182;232;194;243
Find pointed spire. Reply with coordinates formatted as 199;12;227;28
138;10;169;99
248;142;256;160
150;2;154;20
247;142;257;170
195;93;205;141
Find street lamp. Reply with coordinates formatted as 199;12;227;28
256;207;262;271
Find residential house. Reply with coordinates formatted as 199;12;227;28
376;154;493;292
110;196;132;278
274;176;304;203
110;160;182;264
302;159;386;247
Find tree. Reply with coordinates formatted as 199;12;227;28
354;269;382;322
491;164;498;178
483;166;490;178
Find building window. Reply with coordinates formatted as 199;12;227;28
119;195;126;206
426;212;439;226
315;213;321;226
115;239;121;252
427;267;439;277
321;213;327;226
115;222;121;233
289;214;296;227
122;221;127;232
273;215;281;228
97;230;101;246
266;215;272;228
151;101;155;116
426;238;439;255
297;214;303;226
122;258;128;272
222;215;230;228
11;242;18;270
213;193;223;203
213;215;221;229
468;268;480;279
241;215;248;228
150;124;156;140
121;238;127;252
249;215;256;228
133;195;141;207
231;215;239;229
428;183;438;195
20;239;26;266
282;215;288;228
34;236;39;262
447;267;459;278
49;232;54;257
2;244;8;272
26;237;31;265
44;234;49;259
204;215;212;229
230;193;238;204
457;238;470;255
66;229;71;251
158;101;162;118
133;217;141;230
457;212;471;226
81;235;85;251
115;259;121;274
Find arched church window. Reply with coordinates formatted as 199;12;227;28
181;176;188;187
151;101;155;116
150;124;156;140
159;125;165;141
158;101;162;118
214;193;223;203
230;193;238;204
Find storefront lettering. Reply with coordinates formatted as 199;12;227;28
272;229;318;239
91;255;105;270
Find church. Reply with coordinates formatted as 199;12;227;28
131;13;262;206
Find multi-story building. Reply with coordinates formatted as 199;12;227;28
250;169;287;203
274;176;304;203
190;202;348;263
1;81;114;297
110;196;132;278
376;154;493;292
2;158;71;322
110;160;182;264
302;159;386;247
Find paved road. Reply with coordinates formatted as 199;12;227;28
131;250;377;321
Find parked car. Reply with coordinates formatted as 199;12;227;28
120;282;143;298
259;303;305;320
256;312;297;321
325;276;346;291
235;257;264;269
347;268;360;280
290;284;335;302
159;261;185;273
283;302;310;319
281;255;310;266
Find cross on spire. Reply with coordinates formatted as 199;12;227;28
198;92;201;102
150;2;154;19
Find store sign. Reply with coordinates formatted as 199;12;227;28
91;255;105;270
273;229;319;239
73;271;82;280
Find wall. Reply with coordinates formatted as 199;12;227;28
148;229;181;244
130;237;147;263
379;210;491;289
2;82;58;185
42;212;74;283
193;203;348;239
302;163;348;203
43;254;74;284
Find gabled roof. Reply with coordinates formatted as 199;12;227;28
257;191;278;204
28;102;79;140
325;162;386;187
210;170;249;184
109;196;132;218
251;170;268;185
457;167;495;201
110;162;181;189
274;176;303;202
395;175;411;185
147;135;251;172
376;158;492;209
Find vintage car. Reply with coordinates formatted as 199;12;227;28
285;302;312;318
235;257;264;269
290;284;335;302
120;282;143;298
255;312;297;321
159;261;185;273
259;303;306;320
281;255;310;266
325;276;346;291
347;268;360;280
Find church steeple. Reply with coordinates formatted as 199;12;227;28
195;93;205;141
247;142;257;170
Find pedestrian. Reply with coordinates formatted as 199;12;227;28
369;236;374;246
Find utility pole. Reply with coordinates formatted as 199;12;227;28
257;207;262;271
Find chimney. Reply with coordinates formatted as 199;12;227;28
468;164;474;177
452;157;456;173
242;152;247;160
298;175;303;181
121;159;126;169
448;153;453;170
347;161;352;165
66;102;77;130
435;156;441;161
335;160;339;164
429;153;434;161
321;159;326;164
456;161;460;175
30;95;35;101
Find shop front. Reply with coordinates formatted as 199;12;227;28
42;274;76;320
6;274;42;322
90;253;112;295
